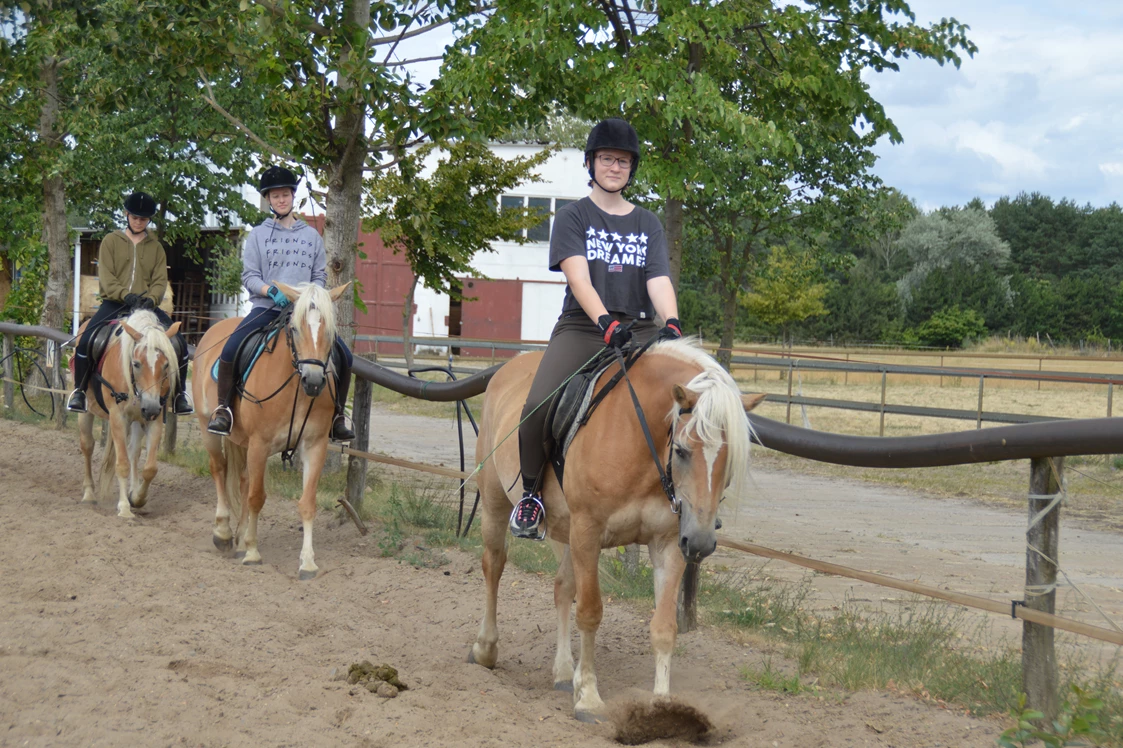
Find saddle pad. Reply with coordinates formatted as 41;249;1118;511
210;327;279;384
550;359;615;462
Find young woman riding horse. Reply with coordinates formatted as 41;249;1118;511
67;191;192;417
510;118;683;540
205;166;354;444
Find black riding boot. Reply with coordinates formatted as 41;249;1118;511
207;360;235;436
172;352;194;416
67;352;93;413
330;361;355;443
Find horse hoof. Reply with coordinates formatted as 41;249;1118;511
554;680;574;693
127;492;135;508
467;649;477;664
574;710;603;724
234;551;246;560
298;569;317;581
213;535;233;552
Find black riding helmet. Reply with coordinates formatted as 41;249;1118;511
259;165;300;195
585;118;640;193
123;192;157;218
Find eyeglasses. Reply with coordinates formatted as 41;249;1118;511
596;154;633;170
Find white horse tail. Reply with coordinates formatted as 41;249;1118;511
223;439;247;537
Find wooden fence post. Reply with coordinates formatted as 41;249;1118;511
678;561;700;633
345;377;372;513
785;361;794;424
3;333;13;410
878;370;887;437
163;414;178;454
976;376;985;430
1024;456;1063;723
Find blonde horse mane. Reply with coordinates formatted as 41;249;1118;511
651;337;754;502
289;283;337;346
117;309;178;394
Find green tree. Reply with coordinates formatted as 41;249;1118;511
436;0;976;364
741;243;829;346
896;207;1012;307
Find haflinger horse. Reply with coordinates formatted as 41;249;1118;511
77;309;182;518
192;281;349;579
469;338;765;723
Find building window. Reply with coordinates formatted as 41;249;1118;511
499;196;579;243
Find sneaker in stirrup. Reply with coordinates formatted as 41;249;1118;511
66;388;88;414
207;405;233;436
509;492;546;540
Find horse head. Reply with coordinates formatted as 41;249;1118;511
665;361;763;564
273;281;351;397
119;312;181;422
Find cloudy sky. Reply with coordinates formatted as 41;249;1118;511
866;1;1123;210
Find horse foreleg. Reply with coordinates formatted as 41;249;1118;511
569;518;606;723
79;413;97;504
296;439;327;580
468;491;509;669
132;420;162;509
203;432;233;550
649;538;687;696
240;441;268;565
552;541;576;691
126;421;143;501
110;413;134;518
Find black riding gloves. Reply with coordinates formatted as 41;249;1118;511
139;296;156;311
267;284;291;309
657;317;683;341
598;314;632;350
123;293;141;308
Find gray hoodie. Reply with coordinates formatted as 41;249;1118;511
241;218;328;309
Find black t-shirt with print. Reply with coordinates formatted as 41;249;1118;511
548;197;670;321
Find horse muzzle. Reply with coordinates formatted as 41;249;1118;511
677;507;718;563
140;399;162;422
299;364;326;397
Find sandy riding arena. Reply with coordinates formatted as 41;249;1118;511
0;415;1028;746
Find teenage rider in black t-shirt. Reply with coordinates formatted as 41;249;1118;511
509;118;683;540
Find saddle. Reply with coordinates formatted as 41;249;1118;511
211;310;346;399
544;339;654;490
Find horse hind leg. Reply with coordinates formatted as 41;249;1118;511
552;541;576;692
78;413;97;504
468;486;510;668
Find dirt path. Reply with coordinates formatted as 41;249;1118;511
0;416;1005;747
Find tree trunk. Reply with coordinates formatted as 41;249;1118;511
665;197;683;290
716;235;737;370
402;274;418;370
38;57;69;335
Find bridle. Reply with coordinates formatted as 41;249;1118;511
92;328;170;413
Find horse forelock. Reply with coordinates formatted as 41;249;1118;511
291;284;336;353
655;338;754;502
117;310;178;394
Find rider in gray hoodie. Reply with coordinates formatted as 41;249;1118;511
206;166;354;443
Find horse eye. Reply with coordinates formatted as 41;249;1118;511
674;446;689;460
132;361;140;368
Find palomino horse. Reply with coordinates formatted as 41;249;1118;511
192;282;348;579
469;338;764;722
76;310;182;518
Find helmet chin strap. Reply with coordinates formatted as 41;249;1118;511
270;204;294;220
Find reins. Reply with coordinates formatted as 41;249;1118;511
613;344;685;514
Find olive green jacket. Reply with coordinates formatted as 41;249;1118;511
97;230;168;303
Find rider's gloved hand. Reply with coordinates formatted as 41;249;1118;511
138;296;156;311
657;317;683;342
598;314;631;350
266;284;291;309
123;293;141;308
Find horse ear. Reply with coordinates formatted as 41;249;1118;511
164;321;182;338
329;282;352;303
672;383;698;411
740;393;766;412
121;322;143;342
273;281;299;302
